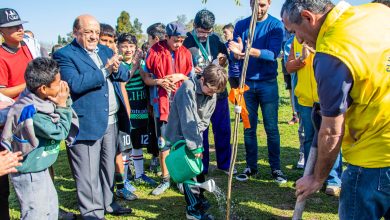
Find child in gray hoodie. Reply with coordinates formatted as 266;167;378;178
1;57;78;220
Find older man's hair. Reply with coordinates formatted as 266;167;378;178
73;17;81;31
194;9;215;30
281;0;334;24
372;0;390;7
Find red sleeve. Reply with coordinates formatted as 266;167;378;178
0;59;9;87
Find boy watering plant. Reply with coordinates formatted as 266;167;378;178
164;64;227;220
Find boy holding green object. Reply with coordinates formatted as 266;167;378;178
164;64;227;220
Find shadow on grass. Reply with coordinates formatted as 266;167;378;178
205;144;339;219
9;144;339;220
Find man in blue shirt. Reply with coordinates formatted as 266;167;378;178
229;0;287;184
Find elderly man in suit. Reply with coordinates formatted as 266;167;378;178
53;14;131;219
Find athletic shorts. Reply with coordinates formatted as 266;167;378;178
118;130;132;152
131;126;150;149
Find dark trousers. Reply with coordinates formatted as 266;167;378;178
0;146;10;220
183;173;206;213
0;174;10;220
202;97;232;173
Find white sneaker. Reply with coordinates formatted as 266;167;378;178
124;179;136;193
297;152;305;169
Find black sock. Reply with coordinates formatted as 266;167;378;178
115;173;124;190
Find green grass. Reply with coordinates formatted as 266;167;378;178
9;60;339;219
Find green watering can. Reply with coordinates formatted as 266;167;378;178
166;140;203;183
166;140;216;192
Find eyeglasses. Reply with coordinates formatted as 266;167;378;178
196;28;213;37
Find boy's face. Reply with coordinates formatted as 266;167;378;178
118;41;137;62
42;73;61;98
223;28;233;41
166;35;185;51
148;35;159;47
0;25;24;45
99;34;116;50
200;77;217;97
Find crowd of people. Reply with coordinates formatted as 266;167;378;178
0;0;389;219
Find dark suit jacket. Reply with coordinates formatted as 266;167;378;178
53;39;130;141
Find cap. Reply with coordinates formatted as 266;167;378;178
165;22;187;37
0;8;28;28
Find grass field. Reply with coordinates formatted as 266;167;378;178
9;60;340;219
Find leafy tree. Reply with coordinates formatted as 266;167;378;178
132;18;143;40
176;14;188;24
116;11;144;45
185;19;194;32
116;11;133;34
57;32;73;45
213;24;225;41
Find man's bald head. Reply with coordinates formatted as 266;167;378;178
73;14;99;33
72;14;100;52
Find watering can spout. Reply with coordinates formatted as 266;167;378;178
184;179;216;193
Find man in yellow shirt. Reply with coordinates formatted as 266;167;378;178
282;0;390;219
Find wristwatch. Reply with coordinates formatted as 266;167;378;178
299;56;305;62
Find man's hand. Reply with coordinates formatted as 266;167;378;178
105;54;123;74
295;175;323;202
217;53;227;67
0;151;23;176
229;37;244;57
301;43;315;61
48;81;70;107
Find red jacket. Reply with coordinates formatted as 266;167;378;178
146;40;192;122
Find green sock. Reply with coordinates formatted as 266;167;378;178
115;173;125;190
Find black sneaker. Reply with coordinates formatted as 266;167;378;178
235;167;258;182
272;169;287;184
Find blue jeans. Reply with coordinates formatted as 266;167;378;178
339;165;390;220
244;79;280;171
297;105;315;163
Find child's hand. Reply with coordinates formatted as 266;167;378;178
49;81;70;108
194;153;203;159
0;150;23;176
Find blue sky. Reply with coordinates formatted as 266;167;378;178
3;0;371;44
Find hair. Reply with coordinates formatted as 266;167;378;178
281;0;334;24
202;64;228;93
117;33;137;45
147;23;166;40
141;41;149;52
223;23;234;32
25;57;60;93
100;23;116;38
73;17;81;31
51;44;63;55
194;9;215;30
372;0;390;7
